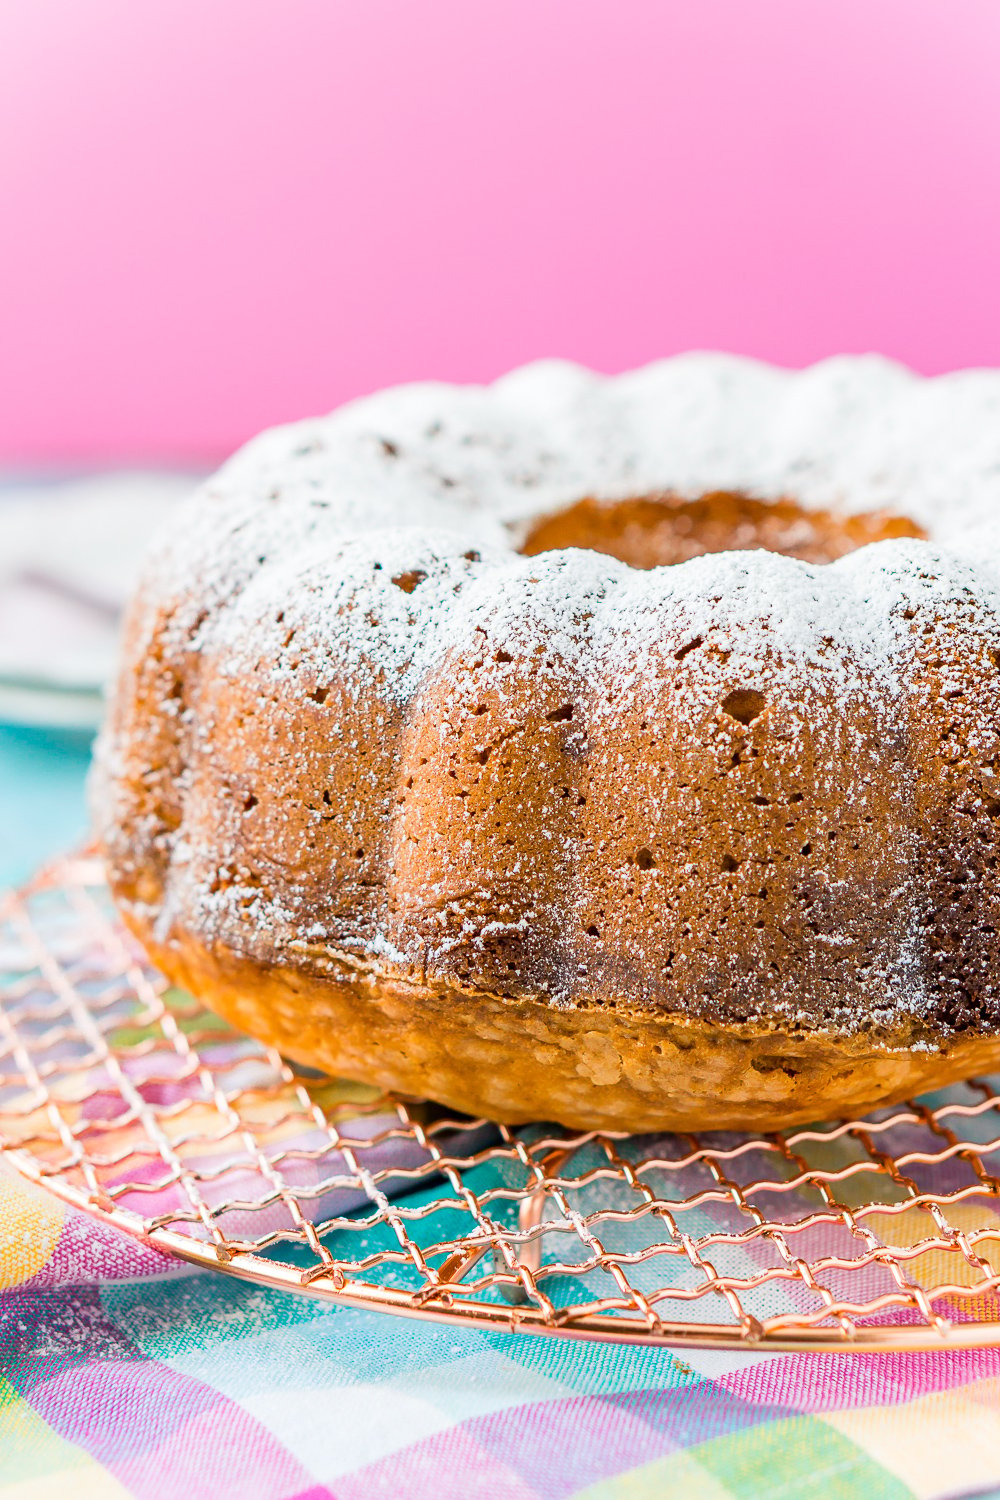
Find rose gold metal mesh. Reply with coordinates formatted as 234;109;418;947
6;852;1000;1351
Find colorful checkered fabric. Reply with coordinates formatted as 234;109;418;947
3;1169;1000;1499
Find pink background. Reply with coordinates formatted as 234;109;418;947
1;0;999;463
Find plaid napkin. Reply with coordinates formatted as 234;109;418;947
4;1166;1000;1499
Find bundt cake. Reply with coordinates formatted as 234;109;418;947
93;355;1000;1131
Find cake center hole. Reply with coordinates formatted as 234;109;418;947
520;492;925;569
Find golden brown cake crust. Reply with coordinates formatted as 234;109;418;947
93;357;1000;1131
521;491;925;571
135;918;1000;1132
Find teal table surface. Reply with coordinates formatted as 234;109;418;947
0;723;93;889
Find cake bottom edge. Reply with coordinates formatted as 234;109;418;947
129;921;1000;1133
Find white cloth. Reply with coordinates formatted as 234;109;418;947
0;473;198;723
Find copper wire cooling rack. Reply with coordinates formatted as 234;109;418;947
7;854;1000;1351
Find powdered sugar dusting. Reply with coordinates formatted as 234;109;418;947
94;355;1000;1038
